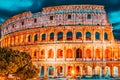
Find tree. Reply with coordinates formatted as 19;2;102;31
0;47;39;80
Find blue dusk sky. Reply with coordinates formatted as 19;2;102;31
0;0;120;39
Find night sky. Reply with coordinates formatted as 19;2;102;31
0;0;120;40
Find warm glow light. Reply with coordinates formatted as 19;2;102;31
71;70;74;74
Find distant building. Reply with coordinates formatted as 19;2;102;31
1;5;120;78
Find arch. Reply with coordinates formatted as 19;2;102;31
104;66;110;77
68;14;71;19
41;33;46;41
34;34;38;42
76;48;82;58
95;48;100;59
95;32;100;40
76;32;82;40
57;66;63;76
87;14;91;19
68;66;72;76
48;66;54;76
33;50;37;58
76;66;80;76
67;31;73;40
86;49;91;59
95;66;102;76
66;49;73;58
48;49;54;58
57;32;63;41
50;32;54;41
57;49;63;58
39;66;44;77
87;66;92;76
104;32;108;40
105;48;111;59
113;66;118;77
86;32;91;40
27;35;31;42
40;49;45;59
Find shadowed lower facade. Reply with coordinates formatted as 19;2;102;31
1;5;120;78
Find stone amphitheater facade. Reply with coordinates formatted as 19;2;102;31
1;5;120;78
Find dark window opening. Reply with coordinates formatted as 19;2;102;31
95;32;100;40
67;32;72;40
34;18;37;23
68;15;71;19
50;32;54;41
34;51;37;57
28;35;31;42
22;21;24;25
42;34;46;41
76;32;82;40
57;32;63;41
12;24;14;28
50;16;53;20
76;49;82;58
97;24;99;26
86;32;91;40
104;32;108;40
87;14;91;19
34;34;38;42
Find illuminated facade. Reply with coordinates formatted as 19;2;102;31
1;5;120;78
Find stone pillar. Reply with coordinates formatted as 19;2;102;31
54;65;57;77
44;65;47;77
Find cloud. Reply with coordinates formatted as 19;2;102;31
0;0;33;11
108;11;120;30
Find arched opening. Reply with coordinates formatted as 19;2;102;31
39;66;44;77
34;34;38;42
95;49;100;59
87;66;92;76
76;66;80;76
86;32;91;40
87;14;91;19
95;66;102;76
57;32;63;41
50;32;54;41
57;49;63;58
104;32;108;41
68;14;71;19
104;66;110;77
48;66;54;76
105;49;111;59
113;51;118;59
113;66;118;77
76;48;82;58
41;33;46;41
57;66;63;76
66;49;73;58
34;50;37;58
28;35;31;42
67;31;73;40
40;49;45;59
68;66;72;76
86;49;91;59
48;49;54;58
95;32;100;40
76;32;82;40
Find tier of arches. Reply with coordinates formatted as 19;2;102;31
2;29;110;47
32;47;119;60
39;65;119;78
29;31;108;42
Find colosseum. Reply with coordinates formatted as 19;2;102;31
1;5;120;78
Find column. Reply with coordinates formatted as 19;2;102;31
44;65;47;77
